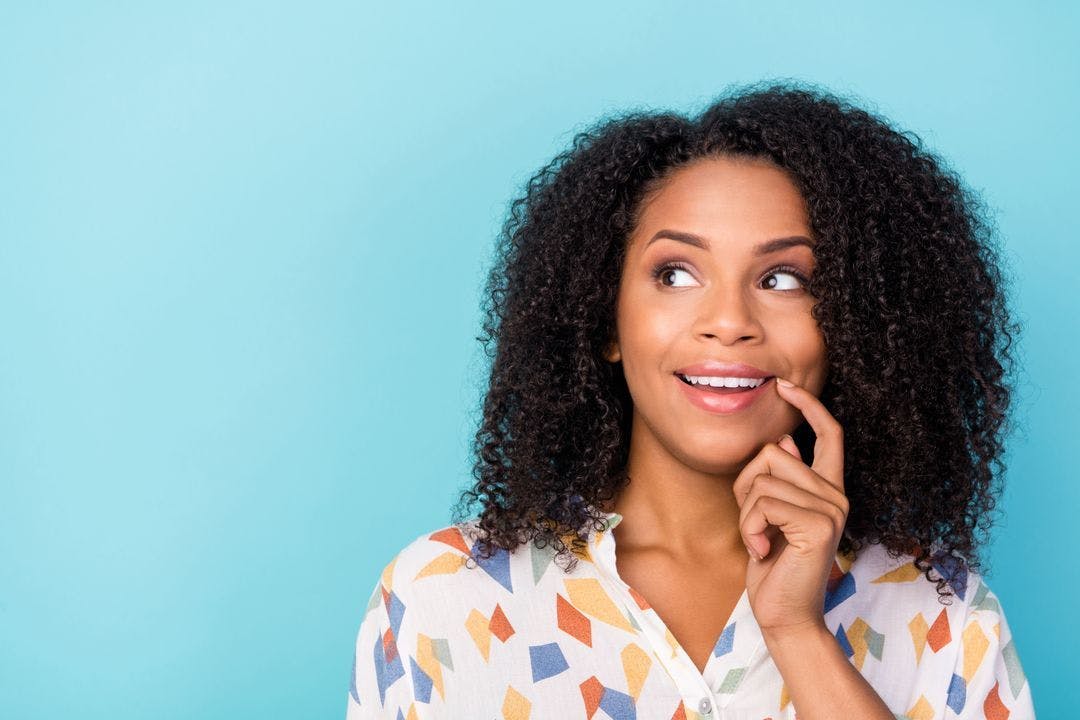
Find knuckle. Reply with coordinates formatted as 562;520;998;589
751;474;777;498
731;479;744;497
738;489;756;516
814;514;836;539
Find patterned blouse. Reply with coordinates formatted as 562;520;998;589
345;507;1035;719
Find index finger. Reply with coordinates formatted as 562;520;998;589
773;377;844;492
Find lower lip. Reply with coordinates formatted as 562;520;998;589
676;375;774;415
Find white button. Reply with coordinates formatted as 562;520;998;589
698;697;712;714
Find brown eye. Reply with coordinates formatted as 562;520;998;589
761;265;808;291
651;262;697;288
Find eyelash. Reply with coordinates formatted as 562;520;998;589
650;261;809;291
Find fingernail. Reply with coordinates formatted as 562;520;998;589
778;434;792;444
776;377;795;388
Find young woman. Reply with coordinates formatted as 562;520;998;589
346;81;1036;719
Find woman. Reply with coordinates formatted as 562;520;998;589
346;80;1036;719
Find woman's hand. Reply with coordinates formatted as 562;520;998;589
733;377;849;636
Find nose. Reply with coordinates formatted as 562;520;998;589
692;282;764;344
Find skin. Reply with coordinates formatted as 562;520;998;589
600;155;893;718
601;154;829;560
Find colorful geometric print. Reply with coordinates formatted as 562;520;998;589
346;509;1035;719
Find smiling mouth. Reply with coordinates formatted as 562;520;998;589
675;373;775;394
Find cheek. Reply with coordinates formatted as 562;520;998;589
623;311;684;368
616;308;684;388
792;327;829;385
774;316;826;358
779;311;825;345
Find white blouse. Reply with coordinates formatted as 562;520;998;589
346;508;1035;719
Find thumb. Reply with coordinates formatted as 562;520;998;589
778;434;801;461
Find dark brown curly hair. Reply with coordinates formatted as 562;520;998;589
449;79;1023;604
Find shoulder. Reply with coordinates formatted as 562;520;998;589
373;519;492;603
831;541;1023;654
832;544;1034;714
830;541;985;624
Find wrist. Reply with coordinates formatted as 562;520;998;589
760;619;832;648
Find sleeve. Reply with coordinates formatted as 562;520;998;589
345;564;417;720
943;577;1036;719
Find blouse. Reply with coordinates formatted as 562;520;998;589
345;507;1035;719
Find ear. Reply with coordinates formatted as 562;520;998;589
603;337;621;363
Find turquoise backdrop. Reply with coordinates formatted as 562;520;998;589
1;1;1074;717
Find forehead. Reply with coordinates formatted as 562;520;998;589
632;156;811;246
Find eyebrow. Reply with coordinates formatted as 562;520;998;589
645;229;815;255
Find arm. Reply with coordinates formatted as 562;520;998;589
345;579;390;720
734;380;896;717
762;621;896;720
345;564;415;720
944;580;1035;719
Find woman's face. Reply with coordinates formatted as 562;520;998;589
604;154;829;475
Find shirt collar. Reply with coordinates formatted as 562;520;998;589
580;500;857;576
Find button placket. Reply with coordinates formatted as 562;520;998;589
590;524;720;716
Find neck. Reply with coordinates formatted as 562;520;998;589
603;417;752;561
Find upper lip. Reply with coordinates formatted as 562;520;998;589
674;361;775;379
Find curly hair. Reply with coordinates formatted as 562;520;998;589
449;78;1023;604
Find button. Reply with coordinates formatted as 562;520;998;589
698;696;712;715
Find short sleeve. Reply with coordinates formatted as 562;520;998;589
943;578;1035;719
345;565;416;720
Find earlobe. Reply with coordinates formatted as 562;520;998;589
603;340;621;363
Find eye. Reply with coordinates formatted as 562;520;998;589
652;261;698;288
760;265;809;292
651;262;810;292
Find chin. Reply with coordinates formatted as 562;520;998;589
678;422;773;445
675;438;767;470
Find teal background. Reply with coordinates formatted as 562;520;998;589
1;1;1074;717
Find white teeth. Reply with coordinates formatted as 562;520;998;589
680;374;766;388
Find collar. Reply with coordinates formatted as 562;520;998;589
580;500;857;577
